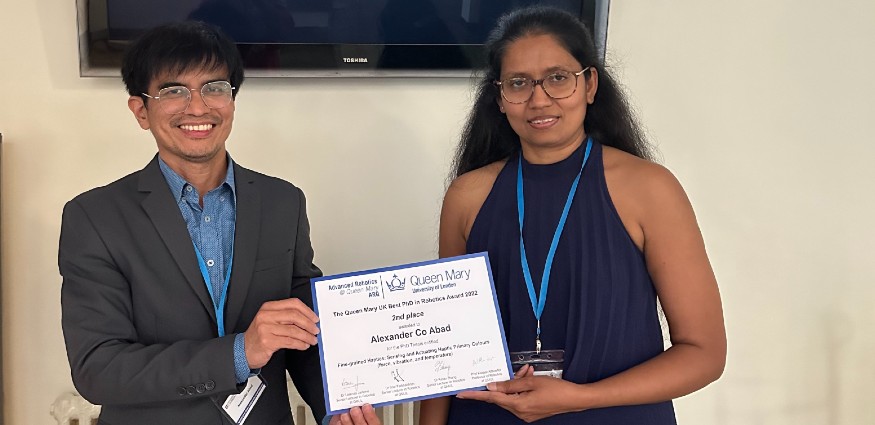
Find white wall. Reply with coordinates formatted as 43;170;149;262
608;2;875;423
2;1;874;424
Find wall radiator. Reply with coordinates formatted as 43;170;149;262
51;378;419;425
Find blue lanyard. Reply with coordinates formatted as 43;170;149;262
517;137;592;353
194;244;234;337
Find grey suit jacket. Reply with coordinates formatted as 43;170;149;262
60;156;326;425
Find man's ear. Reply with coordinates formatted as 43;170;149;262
128;96;151;130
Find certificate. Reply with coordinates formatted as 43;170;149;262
311;253;512;414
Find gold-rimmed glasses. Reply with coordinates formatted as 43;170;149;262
495;67;590;104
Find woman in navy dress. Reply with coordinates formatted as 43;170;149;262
420;6;726;424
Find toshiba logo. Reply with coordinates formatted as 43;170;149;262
343;57;369;63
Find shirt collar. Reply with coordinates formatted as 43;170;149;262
158;155;237;200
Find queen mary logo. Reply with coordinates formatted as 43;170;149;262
385;274;406;292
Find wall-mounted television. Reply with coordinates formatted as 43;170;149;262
77;0;609;77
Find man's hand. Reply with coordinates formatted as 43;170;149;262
329;404;382;425
243;298;320;369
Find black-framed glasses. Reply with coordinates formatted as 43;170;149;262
495;67;591;104
142;81;235;115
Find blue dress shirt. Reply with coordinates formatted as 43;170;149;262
159;156;251;383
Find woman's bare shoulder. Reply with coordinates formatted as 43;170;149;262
445;159;507;201
602;145;690;249
440;159;508;255
602;145;684;203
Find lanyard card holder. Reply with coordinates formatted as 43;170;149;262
510;349;564;379
214;374;266;424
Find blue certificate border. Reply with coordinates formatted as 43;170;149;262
310;252;513;415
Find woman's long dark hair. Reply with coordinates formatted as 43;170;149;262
451;6;652;179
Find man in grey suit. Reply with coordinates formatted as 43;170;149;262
59;22;348;424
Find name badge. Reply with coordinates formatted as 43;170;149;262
221;374;266;424
510;349;564;379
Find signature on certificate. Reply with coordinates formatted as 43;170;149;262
341;376;365;392
434;361;451;376
392;368;406;382
472;356;495;366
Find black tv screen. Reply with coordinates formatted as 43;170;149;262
78;0;608;77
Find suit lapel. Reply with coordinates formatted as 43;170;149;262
226;164;261;332
138;156;217;324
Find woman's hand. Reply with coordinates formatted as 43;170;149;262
513;364;535;379
456;365;585;423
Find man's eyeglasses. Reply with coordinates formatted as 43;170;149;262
495;67;591;104
142;81;235;115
